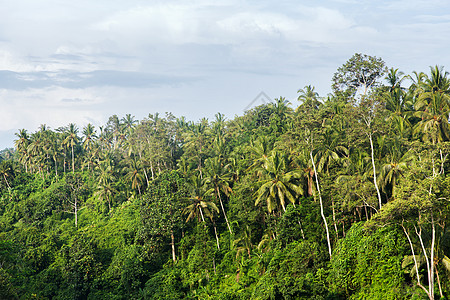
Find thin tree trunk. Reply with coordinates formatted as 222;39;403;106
54;157;58;177
430;216;435;300
298;219;305;240
143;168;150;186
310;150;332;259
332;199;338;238
308;169;314;197
414;220;435;300
171;229;176;263
74;198;78;228
217;188;232;234
150;161;155;180
71;144;75;174
213;224;220;250
369;133;382;209
436;263;443;299
402;222;429;297
139;152;150;186
3;174;11;190
199;207;206;223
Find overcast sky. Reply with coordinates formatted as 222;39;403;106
1;0;450;149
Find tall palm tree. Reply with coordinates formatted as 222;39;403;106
212;112;226;138
27;134;45;175
296;85;321;113
272;97;292;125
384;68;412;135
314;126;348;174
183;120;209;178
124;156;144;195
184;174;220;249
0;160;14;190
121;114;138;136
14;129;30;172
254;151;303;213
414;92;450;144
205;157;233;234
94;181;116;212
82;123;97;171
63;124;79;173
378;150;411;199
247;136;273;173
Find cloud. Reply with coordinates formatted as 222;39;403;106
0;69;197;90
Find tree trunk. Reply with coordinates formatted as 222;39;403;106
217;187;233;234
74;198;78;228
213;224;220;250
369;133;382;209
429;217;435;300
71;144;75;174
171;229;176;263
150;161;155;180
402;223;430;298
54;157;58;177
310;150;332;259
332;199;338;238
3;174;11;190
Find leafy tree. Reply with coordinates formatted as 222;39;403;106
332;53;387;99
254;151;303;214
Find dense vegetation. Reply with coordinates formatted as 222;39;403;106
1;53;450;299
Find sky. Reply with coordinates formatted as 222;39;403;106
1;0;450;149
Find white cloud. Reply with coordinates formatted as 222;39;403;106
0;87;106;131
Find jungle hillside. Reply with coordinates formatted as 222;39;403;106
1;53;450;299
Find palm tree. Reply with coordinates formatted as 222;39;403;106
254;151;303;213
82;123;97;171
183;121;209;178
14;129;30;172
184;174;220;249
121;114;138;136
27;134;44;175
414;92;450;144
212;112;226;138
0;160;14;190
384;68;412;135
247;136;273;174
411;67;450;145
124;156;144;195
296;85;321;113
314;126;348;174
205;157;233;234
63;124;79;173
378;150;411;199
94;181;116;212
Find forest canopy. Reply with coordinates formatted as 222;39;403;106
0;53;450;299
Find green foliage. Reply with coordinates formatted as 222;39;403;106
2;57;450;298
329;223;412;299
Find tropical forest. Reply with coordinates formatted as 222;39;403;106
1;53;450;299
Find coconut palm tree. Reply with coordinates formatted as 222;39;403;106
14;129;30;172
254;151;303;214
414;92;450;144
63;124;79;173
205;157;233;234
124;155;144;195
82;123;97;171
296;85;321;113
313;126;348;174
0;160;14;190
184;174;220;249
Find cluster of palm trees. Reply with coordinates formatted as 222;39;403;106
9;64;450;250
